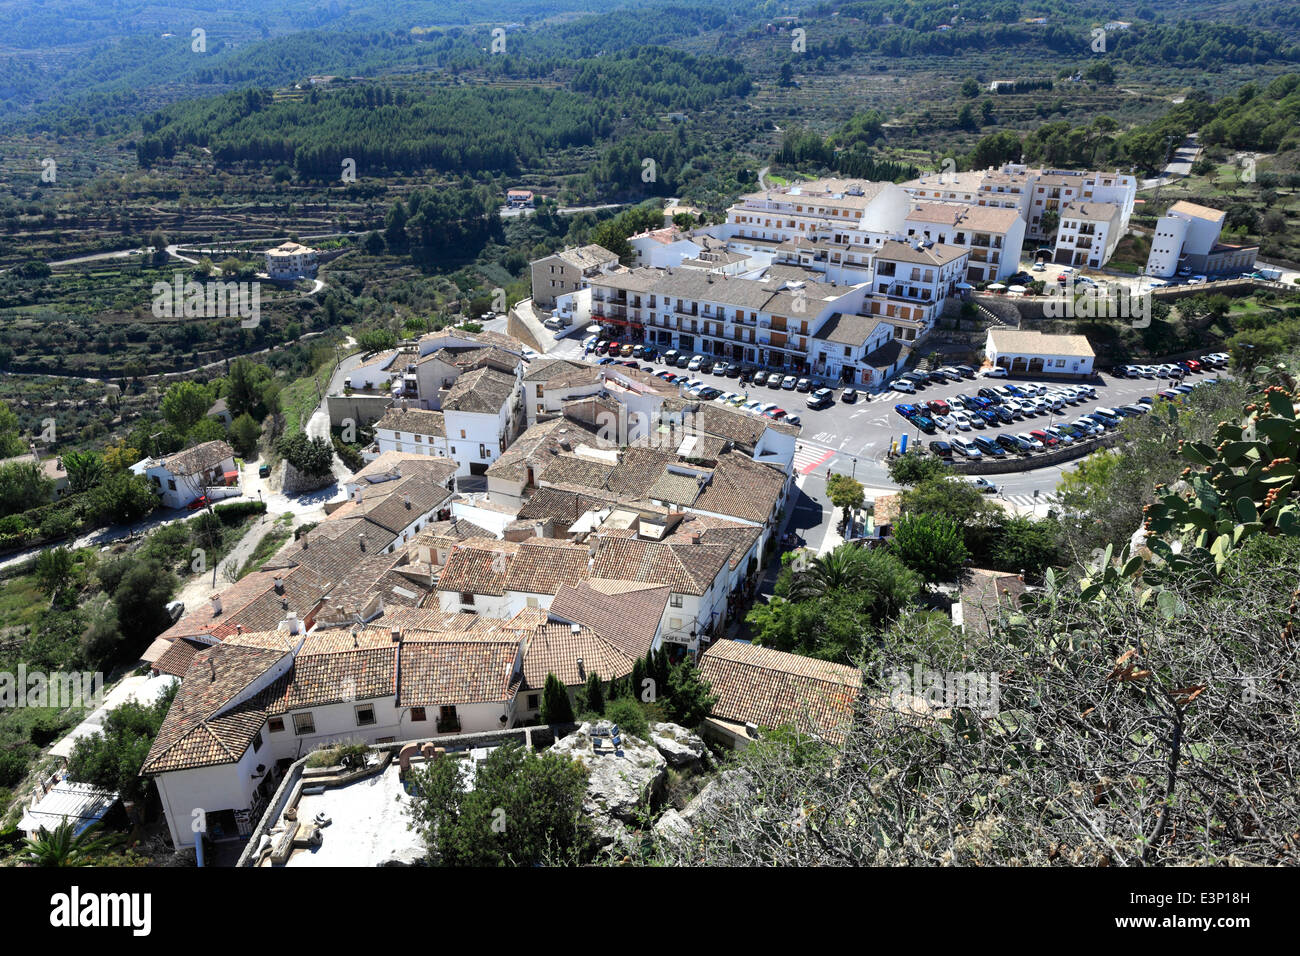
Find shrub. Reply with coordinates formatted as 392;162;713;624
604;697;650;740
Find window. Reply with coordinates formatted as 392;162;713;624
460;430;466;439
527;693;540;710
480;444;488;459
355;704;376;727
460;592;475;605
167;479;176;491
268;717;285;733
526;596;539;608
410;707;427;722
253;731;264;753
670;593;684;608
292;712;315;736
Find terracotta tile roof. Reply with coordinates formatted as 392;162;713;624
876;240;969;266
668;515;762;570
503;539;591;595
348;452;458;488
442;366;517;414
699;640;863;746
647;470;705;506
143;641;290;774
435;541;520;596
373;407;446;438
517;486;614;532
957;568;1029;635
521;622;635;690
397;639;521;706
159;566;330;644
692;451;786;524
589;537;730;596
548;579;668;658
538;452;616;490
160;440;234;477
153;638;208;678
524;358;590;383
606;446;679;497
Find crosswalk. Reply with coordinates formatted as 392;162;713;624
1001;492;1057;510
792;444;836;475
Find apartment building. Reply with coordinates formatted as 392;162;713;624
1053;201;1123;269
859;240;970;343
589;267;867;373
529;244;621;309
721;178;912;254
1026;169;1135;245
902;203;1026;282
264;241;318;280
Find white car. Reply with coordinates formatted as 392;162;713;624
758;402;778;414
582;335;598;350
1045;425;1075;445
1033;399;1054;415
951;438;982;459
1031;261;1046;272
1189;274;1207;284
980;366;1009;378
781;375;798;390
891;379;917;393
967;476;999;494
743;401;764;413
1072;417;1102;435
949;411;973;431
934;414;956;431
1017;431;1044;451
687;355;704;371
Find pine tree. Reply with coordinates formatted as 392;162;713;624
539;673;574;724
665;660;717;727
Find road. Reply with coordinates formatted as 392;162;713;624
1139;133;1201;190
499;202;627;219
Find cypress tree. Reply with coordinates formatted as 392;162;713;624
539;672;574;724
584;672;605;715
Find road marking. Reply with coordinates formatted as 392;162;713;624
793;445;836;474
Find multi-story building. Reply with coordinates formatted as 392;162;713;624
589;267;867;373
1026;169;1135;245
902;203;1026;282
859;240;970;343
529;244;621;309
719;178;912;257
264;241;318;280
1053;201;1123;269
1144;200;1257;278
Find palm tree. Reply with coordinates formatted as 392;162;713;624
20;821;119;867
788;545;871;600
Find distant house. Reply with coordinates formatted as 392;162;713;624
208;398;232;427
507;189;535;208
264;241;318;280
132;440;239;509
529;244;621;310
36;457;70;499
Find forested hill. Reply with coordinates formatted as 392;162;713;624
1;0;751;131
134;47;751;177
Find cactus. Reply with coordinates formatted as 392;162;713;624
1143;384;1300;574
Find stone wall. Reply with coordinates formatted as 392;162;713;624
946;431;1123;475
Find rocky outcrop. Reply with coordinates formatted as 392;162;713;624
553;721;666;842
680;768;754;825
649;722;709;769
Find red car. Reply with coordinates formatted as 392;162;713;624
1029;430;1058;447
926;399;950;416
764;407;787;419
187;495;209;511
1182;359;1201;372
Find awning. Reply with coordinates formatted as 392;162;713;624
223;470;240;481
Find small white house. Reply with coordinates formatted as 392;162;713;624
985;329;1095;378
265;241;318;280
132;440;239;509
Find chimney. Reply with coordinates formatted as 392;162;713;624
274;574;284;593
353;486;363;503
358;532;367;552
576;656;586;680
209;659;217;682
690;533;701;545
391;627;402;643
235;623;244;634
403;493;412;510
209;593;223;616
285;611;299;635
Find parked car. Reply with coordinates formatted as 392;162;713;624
642;346;658;361
764;407;788;419
808;388;834;409
995;433;1029;454
973;436;1006;458
967;477;999;494
909;414;937;434
937;367;964;381
841;388;859;403
925;370;949;385
597;340;612;355
1043;426;1073;445
975;409;1000;427
620;343;634;357
934;415;957;432
687;355;704;371
925;399;950;416
675;354;691;368
929;441;954;460
895;403;919;418
954;364;976;377
662;349;679;365
781;375;798;390
1029;429;1057;448
699;358;715;373
752;371;769;386
768;374;786;389
890;379;916;393
951;438;982;459
784;414;802;427
949;411;973;431
725;363;743;378
1017;431;1045;451
258;463;271;478
994;406;1014;424
795;378;812;392
712;360;730;376
977;388;1003;404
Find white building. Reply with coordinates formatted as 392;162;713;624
131;440;239;509
264;241;318;280
861;240;970;344
1144;200;1256;278
902;203;1026;282
529;244;621;310
985;329;1095;378
1054;201;1124;269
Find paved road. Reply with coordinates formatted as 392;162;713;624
1140;133;1200;190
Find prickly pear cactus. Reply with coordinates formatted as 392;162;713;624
1143;384;1300;573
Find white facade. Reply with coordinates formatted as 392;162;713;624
265;242;318;280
